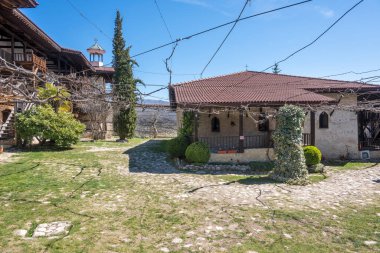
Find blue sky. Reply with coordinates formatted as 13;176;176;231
23;0;380;101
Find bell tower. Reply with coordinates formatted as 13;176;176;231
87;39;106;67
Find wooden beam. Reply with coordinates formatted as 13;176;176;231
10;34;14;62
57;53;61;72
239;109;244;153
310;111;315;146
0;24;45;56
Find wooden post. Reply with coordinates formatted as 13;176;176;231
310;111;315;146
23;41;27;62
58;53;61;72
11;35;14;62
239;109;244;153
194;111;199;142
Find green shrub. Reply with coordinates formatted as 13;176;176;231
16;105;85;148
185;142;210;163
166;137;190;158
303;146;322;166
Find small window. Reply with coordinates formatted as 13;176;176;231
319;112;329;129
211;117;220;132
258;113;269;132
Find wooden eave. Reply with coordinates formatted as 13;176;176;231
1;0;38;9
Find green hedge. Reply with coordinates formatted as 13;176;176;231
185;142;210;163
166;137;190;158
303;146;322;166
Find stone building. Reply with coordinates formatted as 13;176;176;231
169;71;380;162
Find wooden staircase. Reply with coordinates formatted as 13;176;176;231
0;108;15;141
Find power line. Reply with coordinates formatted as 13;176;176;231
201;0;251;76
273;0;365;69
64;0;112;41
201;0;366;106
134;69;197;76
153;0;173;41
131;0;312;58
321;68;380;79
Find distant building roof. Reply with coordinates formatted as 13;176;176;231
94;66;115;73
87;41;106;55
171;71;380;106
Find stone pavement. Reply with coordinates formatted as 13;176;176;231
124;140;380;210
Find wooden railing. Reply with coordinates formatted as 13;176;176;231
199;132;312;150
359;138;380;150
0;48;12;62
32;54;47;73
199;134;270;150
13;52;47;73
199;136;240;150
302;133;311;146
245;134;270;148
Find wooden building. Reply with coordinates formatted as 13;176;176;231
0;1;114;142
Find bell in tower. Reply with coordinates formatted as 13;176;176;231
87;39;106;67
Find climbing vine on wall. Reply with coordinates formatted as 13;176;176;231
179;111;194;140
270;105;308;184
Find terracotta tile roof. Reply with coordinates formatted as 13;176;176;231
94;66;115;73
171;71;379;106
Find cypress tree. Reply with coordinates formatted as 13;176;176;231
112;10;141;141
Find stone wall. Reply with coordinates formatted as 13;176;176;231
303;94;360;159
209;148;275;163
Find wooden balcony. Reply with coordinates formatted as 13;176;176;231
14;52;47;73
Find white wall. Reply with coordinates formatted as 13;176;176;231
313;94;360;159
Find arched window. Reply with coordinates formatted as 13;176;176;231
319;112;329;129
211;117;220;132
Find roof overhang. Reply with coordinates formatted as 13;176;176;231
1;0;38;9
61;48;95;72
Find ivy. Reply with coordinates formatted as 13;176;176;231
270;105;308;184
179;111;194;140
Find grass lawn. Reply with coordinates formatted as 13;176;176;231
0;139;378;252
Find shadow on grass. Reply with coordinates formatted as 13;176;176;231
236;176;275;185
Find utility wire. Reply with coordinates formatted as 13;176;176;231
201;0;250;76
202;0;366;106
134;69;197;76
132;0;312;58
64;0;112;41
272;0;365;70
153;0;173;41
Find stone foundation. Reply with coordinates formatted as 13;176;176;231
209;148;275;163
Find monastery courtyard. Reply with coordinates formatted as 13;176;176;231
0;139;379;253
